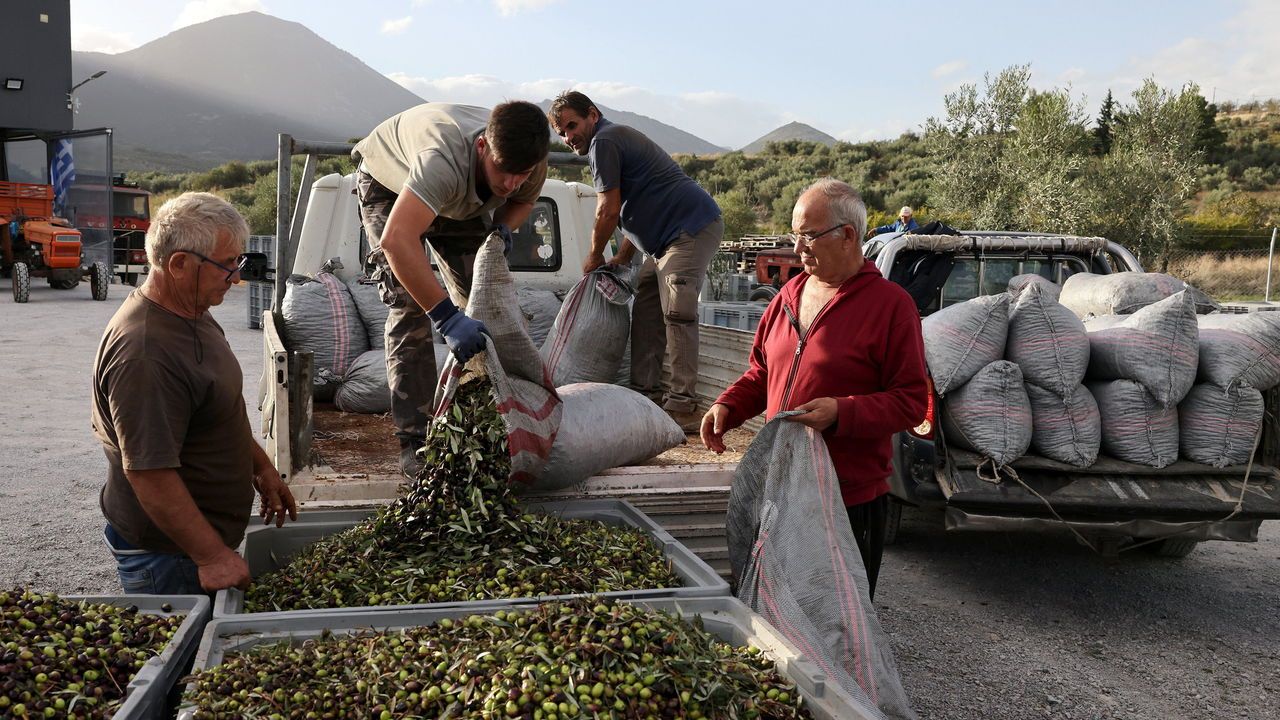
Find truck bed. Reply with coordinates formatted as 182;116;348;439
940;447;1280;520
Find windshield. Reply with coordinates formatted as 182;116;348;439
114;192;149;220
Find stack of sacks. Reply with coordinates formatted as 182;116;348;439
281;271;370;402
1060;271;1220;318
335;277;392;414
1006;282;1099;467
1083;291;1198;467
924;293;1032;466
1179;313;1280;466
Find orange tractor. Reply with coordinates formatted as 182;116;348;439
1;180;109;303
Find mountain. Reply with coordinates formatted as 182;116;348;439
740;121;838;154
71;12;425;171
537;101;727;155
70;11;728;172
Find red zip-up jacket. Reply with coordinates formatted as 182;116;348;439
716;262;929;506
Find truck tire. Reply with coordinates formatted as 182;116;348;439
1149;537;1198;558
12;262;30;303
749;285;778;302
883;497;904;545
90;261;110;301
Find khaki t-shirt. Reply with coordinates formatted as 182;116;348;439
352;103;547;222
92;290;255;554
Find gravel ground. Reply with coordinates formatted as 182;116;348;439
2;282;1277;719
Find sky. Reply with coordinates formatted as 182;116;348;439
69;0;1280;150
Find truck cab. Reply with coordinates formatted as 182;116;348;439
869;231;1280;556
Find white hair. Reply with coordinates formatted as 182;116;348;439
801;178;867;241
900;206;914;216
146;192;248;270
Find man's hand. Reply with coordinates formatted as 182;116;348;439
490;223;514;257
196;546;251;592
583;252;606;275
253;462;298;528
784;397;839;431
700;404;731;454
428;298;489;362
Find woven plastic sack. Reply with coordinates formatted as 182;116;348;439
433;234;563;485
940;360;1032;466
541;267;634;386
280;271;370;402
333;349;390;414
1008;273;1060;300
1025;384;1100;467
516;286;563;349
1007;282;1090;395
346;276;389;349
528;383;684;492
1060;271;1219;318
726;414;915;720
1083;291;1198;408
1087;379;1179;468
1179;383;1265;467
921;292;1010;395
1196;313;1280;391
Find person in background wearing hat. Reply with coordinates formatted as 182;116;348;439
870;206;919;237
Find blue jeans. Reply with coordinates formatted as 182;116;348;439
103;525;205;595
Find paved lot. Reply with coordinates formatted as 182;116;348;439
0;282;1276;719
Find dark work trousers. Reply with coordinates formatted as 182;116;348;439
845;493;889;601
354;170;486;475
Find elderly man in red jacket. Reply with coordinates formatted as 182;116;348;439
700;178;929;599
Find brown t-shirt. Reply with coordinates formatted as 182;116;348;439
92;290;255;554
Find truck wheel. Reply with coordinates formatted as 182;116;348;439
1149;537;1198;558
12;262;30;303
90;262;110;301
883;498;904;545
748;286;778;302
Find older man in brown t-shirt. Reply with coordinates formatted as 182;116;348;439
92;192;296;595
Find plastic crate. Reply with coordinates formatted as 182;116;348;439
182;596;877;720
699;300;765;332
246;235;276;330
66;594;211;720
214;499;729;618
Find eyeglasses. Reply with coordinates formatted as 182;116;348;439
184;250;248;282
785;223;848;249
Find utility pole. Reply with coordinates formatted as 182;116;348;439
1266;227;1277;303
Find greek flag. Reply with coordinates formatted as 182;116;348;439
52;139;75;215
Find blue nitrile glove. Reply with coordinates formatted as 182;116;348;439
427;298;488;362
491;223;514;257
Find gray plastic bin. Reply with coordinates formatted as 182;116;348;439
66;594;211;720
215;499;729;618
181;596;878;720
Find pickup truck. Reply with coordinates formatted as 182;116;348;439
870;231;1280;557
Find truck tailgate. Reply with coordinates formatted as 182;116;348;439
939;448;1280;520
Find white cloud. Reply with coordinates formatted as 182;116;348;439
1093;0;1280;106
386;73;791;149
494;0;562;17
381;16;413;35
1058;67;1086;84
931;60;966;79
173;0;267;29
71;25;137;54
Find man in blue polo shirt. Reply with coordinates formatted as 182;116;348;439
549;91;723;432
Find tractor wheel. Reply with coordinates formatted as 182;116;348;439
48;268;80;290
90;262;110;301
12;262;30;303
748;285;778;302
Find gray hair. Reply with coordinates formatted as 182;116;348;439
146;192;249;270
801;178;867;241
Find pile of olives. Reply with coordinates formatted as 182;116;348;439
245;378;680;613
0;588;183;719
185;598;814;719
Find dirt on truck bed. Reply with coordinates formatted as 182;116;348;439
310;406;752;475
